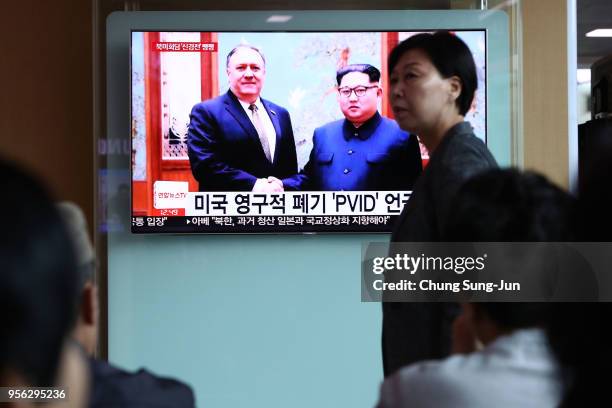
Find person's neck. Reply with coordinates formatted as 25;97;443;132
72;326;95;356
473;316;520;347
350;112;377;128
419;113;464;153
476;325;509;346
243;97;258;105
232;91;259;105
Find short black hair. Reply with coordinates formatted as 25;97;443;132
388;31;477;116
475;303;552;330
336;64;381;86
56;202;96;290
226;44;266;69
444;168;576;242
0;159;80;386
444;168;575;330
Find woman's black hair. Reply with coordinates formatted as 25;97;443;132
388;31;478;116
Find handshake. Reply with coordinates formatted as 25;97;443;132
252;176;284;193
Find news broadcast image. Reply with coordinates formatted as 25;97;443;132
130;31;486;233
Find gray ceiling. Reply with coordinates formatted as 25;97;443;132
578;0;612;68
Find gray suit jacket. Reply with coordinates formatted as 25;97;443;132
383;122;498;376
391;121;497;242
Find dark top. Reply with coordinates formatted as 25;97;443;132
89;358;195;407
383;121;498;377
392;121;498;241
284;112;422;191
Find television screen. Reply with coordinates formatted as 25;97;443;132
130;30;487;233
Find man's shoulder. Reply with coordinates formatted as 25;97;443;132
434;131;497;177
443;129;493;161
315;118;345;133
380;331;560;407
378;355;480;408
261;97;289;115
192;93;228;112
90;358;195;408
381;351;509;406
378;116;402;130
376;117;411;141
394;352;489;385
191;92;237;117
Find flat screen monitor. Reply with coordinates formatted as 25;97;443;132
129;28;488;233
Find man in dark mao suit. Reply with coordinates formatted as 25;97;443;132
188;44;297;192
283;64;421;191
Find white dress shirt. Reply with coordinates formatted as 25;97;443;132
237;97;277;160
376;329;562;408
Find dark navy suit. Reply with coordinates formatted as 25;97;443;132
284;112;422;191
89;358;195;407
188;91;298;191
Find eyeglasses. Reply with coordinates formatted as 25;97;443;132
337;85;379;98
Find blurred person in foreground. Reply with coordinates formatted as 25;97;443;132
382;31;498;376
547;303;612;408
377;168;577;408
56;202;196;408
0;158;89;407
546;140;612;407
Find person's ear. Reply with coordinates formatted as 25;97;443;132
452;303;478;354
462;302;486;330
91;284;99;326
461;302;475;321
81;282;97;326
448;76;462;105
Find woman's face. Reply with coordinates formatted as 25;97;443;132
389;48;459;134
